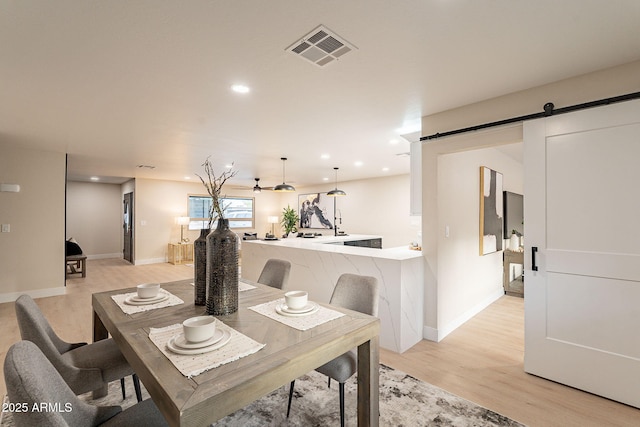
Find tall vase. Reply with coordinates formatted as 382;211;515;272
206;219;239;315
193;228;209;306
509;233;520;251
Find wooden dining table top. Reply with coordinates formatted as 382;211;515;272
91;279;380;426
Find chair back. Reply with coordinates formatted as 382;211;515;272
3;341;121;427
14;294;101;392
331;273;379;316
15;294;77;355
257;259;291;289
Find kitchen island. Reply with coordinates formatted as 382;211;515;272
241;234;424;353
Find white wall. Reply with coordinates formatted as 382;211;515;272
436;146;523;339
0;142;66;302
66;181;123;258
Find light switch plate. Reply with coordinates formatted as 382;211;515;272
1;224;10;233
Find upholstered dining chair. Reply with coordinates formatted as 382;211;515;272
14;294;142;402
4;341;168;427
287;273;379;427
257;258;291;290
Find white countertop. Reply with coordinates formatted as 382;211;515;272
243;234;422;261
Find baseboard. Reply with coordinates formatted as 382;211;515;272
0;286;66;304
422;288;504;343
423;326;440;342
134;258;166;266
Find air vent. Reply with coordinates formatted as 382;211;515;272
287;25;356;67
136;164;156;169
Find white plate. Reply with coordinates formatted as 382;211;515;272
166;330;232;355
280;302;316;314
275;302;320;317
129;291;166;302
124;294;169;306
133;294;156;300
171;330;224;349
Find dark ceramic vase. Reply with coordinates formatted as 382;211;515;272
205;219;239;315
193;228;209;306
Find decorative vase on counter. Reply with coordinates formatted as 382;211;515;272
193;228;209;306
206;219;239;315
509;233;520;251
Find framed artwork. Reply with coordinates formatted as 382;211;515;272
479;166;503;255
298;192;335;230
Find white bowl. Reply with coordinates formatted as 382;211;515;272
137;283;160;299
285;291;308;310
183;316;217;343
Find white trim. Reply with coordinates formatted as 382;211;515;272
428;288;504;342
134;258;167;265
423;326;439;342
0;286;66;304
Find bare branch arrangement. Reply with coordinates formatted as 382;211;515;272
196;157;238;229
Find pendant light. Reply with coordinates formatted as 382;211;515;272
273;157;296;192
253;178;262;193
327;167;346;196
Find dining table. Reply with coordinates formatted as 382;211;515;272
91;279;380;426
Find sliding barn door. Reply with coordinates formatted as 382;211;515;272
524;99;640;408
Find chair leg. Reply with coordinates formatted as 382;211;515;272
286;380;295;418
120;378;126;400
328;377;331;388
339;382;345;427
133;374;142;402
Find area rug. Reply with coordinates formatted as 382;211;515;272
1;364;525;426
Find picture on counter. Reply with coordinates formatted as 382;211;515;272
479;166;503;255
298;193;334;229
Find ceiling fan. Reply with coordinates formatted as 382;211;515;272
242;159;296;193
251;178;274;193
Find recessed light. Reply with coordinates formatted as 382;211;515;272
382;167;389;172
184;176;191;180
389;139;399;145
354;161;363;167
231;84;250;94
323;177;329;181
320;154;330;159
90;176;99;181
225;164;233;169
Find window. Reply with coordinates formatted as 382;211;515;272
188;195;254;229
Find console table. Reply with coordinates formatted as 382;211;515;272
167;243;194;265
503;250;524;297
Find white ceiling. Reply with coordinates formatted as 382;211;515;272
1;1;639;188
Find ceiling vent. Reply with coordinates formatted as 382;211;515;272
287;25;356;67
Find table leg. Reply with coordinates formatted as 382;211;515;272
357;336;379;427
91;310;110;398
93;310;108;342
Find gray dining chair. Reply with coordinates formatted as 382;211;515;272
14;294;142;402
286;273;379;427
257;258;291;290
4;340;168;427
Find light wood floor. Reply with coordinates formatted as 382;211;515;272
2;258;638;426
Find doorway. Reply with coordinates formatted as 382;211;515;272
123;192;134;264
427;138;523;342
